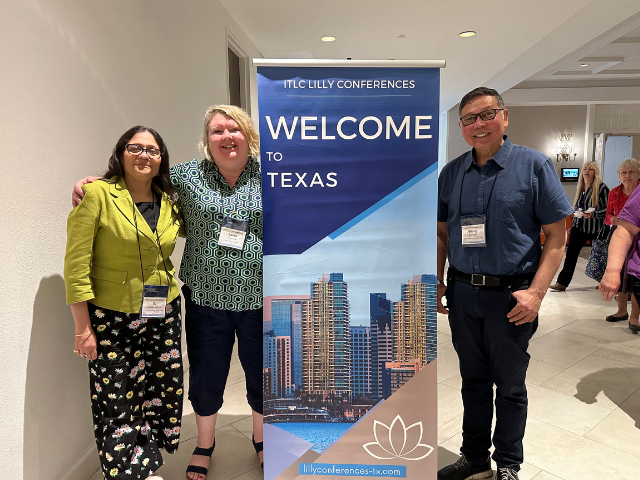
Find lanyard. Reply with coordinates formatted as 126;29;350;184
132;193;171;294
458;164;499;217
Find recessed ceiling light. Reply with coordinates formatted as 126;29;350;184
579;63;589;67
321;36;336;42
397;35;405;38
459;31;476;38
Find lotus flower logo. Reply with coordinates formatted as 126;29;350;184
362;415;434;460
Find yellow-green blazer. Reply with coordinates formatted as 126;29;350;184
64;177;183;313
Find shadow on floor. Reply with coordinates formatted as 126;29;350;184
575;367;640;428
437;445;461;470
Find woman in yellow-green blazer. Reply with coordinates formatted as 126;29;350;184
65;176;182;311
64;126;183;480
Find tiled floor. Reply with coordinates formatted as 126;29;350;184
87;254;640;479
437;255;640;480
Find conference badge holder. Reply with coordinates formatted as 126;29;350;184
140;284;170;318
461;215;487;248
218;216;249;250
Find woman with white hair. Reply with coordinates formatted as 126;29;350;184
603;158;640;323
550;161;609;291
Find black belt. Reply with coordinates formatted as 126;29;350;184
447;267;535;288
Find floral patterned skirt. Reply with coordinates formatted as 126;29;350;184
88;297;183;479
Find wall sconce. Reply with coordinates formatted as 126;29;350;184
555;133;577;162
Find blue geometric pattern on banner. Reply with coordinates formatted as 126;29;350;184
329;162;438;239
258;66;440;255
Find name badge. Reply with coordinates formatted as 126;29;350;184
218;216;249;250
140;284;169;318
461;215;487;248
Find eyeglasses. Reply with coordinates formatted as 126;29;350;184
460;108;504;126
125;144;161;159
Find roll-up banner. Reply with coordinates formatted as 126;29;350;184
255;59;444;480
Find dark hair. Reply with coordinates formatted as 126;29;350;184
104;125;181;218
458;87;505;116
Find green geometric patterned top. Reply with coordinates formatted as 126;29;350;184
170;158;262;311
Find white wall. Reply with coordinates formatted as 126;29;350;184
446;104;469;161
594;104;640;163
506;105;588;201
438;111;448;173
0;1;260;479
595;104;640;134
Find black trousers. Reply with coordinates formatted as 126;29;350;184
183;285;263;416
88;297;183;480
628;274;640;308
446;280;537;470
557;227;597;286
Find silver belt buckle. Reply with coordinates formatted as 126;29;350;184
471;274;485;286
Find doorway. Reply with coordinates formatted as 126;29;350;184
603;135;634;190
227;33;249;112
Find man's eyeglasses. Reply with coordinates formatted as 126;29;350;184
126;144;162;159
460;108;504;126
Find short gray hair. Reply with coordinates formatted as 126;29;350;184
617;158;640;177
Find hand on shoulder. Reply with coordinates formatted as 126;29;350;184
72;176;102;207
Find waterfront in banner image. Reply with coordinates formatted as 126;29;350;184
276;422;352;453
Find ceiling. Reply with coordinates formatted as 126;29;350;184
516;26;640;89
220;0;640;111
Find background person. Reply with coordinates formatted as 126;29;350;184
603;158;640;322
601;183;640;333
65;126;184;480
437;87;572;480
550;161;609;291
73;105;264;480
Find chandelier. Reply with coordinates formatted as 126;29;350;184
556;133;577;162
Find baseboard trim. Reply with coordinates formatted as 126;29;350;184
60;444;100;480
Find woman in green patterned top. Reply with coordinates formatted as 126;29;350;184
176;105;263;479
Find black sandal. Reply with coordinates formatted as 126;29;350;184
252;435;263;469
185;439;215;479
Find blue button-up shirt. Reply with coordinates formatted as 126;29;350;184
438;136;573;276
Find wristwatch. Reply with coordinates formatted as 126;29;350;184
437;280;446;286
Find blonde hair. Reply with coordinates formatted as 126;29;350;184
198;105;260;161
617;158;640;177
574;160;603;207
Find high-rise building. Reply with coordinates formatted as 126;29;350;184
393;274;437;366
263;332;294;398
423;274;437;363
370;293;393;400
275;336;293;398
263;368;272;399
350;326;371;398
264;331;277;398
264;295;309;392
302;273;351;399
382;360;422;396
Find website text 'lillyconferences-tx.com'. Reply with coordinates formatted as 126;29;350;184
299;463;407;477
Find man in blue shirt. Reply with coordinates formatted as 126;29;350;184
436;87;572;480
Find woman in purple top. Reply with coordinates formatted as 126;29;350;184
601;181;640;333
